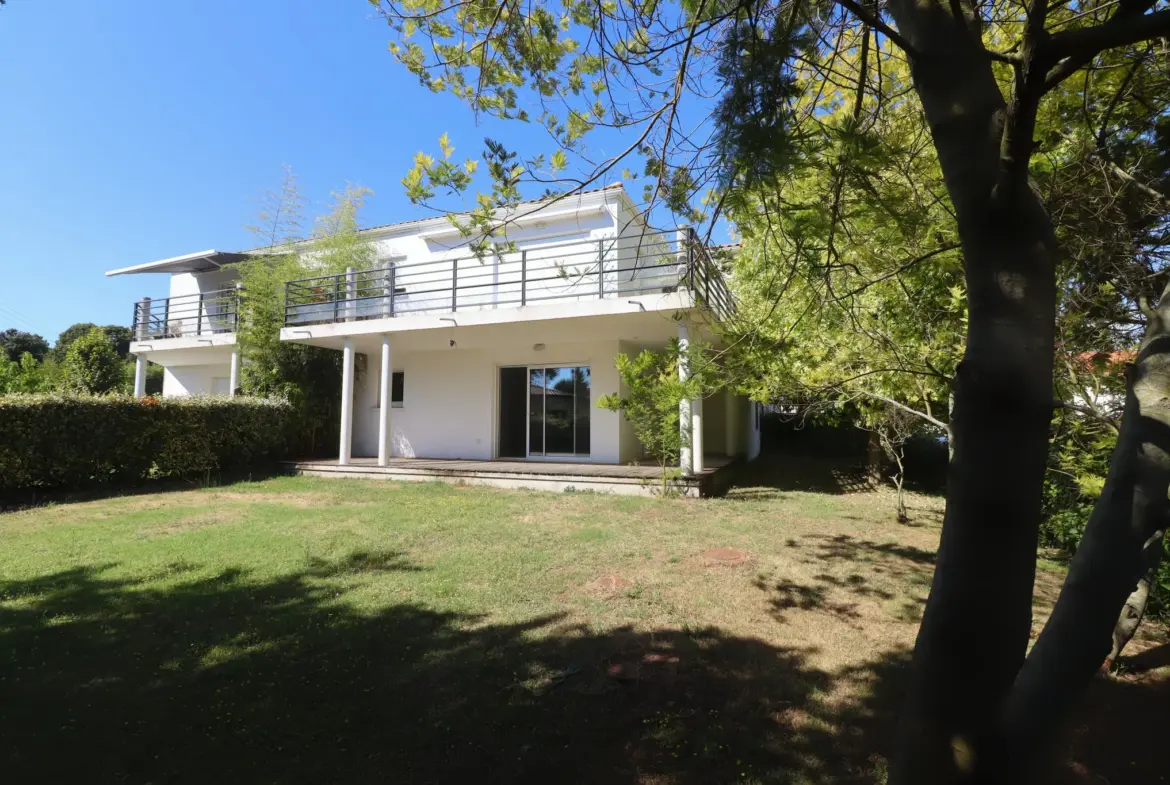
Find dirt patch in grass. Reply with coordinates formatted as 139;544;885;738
701;547;753;566
136;509;242;538
199;491;336;507
583;574;635;595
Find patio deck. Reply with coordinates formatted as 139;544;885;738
282;455;736;497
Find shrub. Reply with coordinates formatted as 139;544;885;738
60;327;123;394
597;338;722;495
0;394;295;496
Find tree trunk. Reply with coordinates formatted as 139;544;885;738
892;210;1057;785
1106;528;1164;669
988;308;1170;779
884;3;1059;782
867;428;884;488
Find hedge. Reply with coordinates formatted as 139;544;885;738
0;394;296;495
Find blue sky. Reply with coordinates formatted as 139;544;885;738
0;1;652;343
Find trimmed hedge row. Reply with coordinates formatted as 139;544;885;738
0;394;296;494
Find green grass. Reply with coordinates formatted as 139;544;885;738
0;476;1093;784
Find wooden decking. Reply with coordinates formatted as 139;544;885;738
282;455;736;497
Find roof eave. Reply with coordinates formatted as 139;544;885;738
104;250;249;277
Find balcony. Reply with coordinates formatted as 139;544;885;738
282;231;733;328
132;287;241;341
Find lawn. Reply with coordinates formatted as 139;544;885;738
0;474;1165;784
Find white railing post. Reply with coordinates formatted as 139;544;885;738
345;267;356;322
137;297;151;340
339;338;355;465
378;335;392;466
598;239;606;300
234;283;244;332
676;226;691;294
381;263;393;318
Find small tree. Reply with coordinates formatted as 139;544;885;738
0;352;47;394
102;325;133;359
0;329;50;363
598;336;722;495
230;172;376;453
61;327;123;395
866;405;918;524
52;323;98;362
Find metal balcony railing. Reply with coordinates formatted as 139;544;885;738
132;287;241;340
283;229;734;328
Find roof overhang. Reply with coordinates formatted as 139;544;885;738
104;250;249;277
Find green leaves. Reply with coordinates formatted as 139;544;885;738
550;149;567;174
599;338;723;488
61;327;124;395
0;394;295;494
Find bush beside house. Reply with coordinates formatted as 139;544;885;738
0;394;295;496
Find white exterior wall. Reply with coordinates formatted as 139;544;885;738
284;187;682;326
360;211;618;318
163;364;232;397
168;268;240;299
612;201;681;296
350;338;624;462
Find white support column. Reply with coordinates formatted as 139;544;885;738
747;402;762;461
228;346;240;397
133;355;147;397
678;322;693;475
692;396;705;474
339;338;355;466
378;335;392;466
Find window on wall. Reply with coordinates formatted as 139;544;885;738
375;371;405;408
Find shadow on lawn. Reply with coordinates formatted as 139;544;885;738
1;550;910;785
726;452;876;498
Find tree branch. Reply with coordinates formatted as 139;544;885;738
1049;8;1170;60
833;243;961;300
1054;399;1121;431
856;390;949;431
1045;3;1166;91
1101;154;1170;203
997;0;1051;200
831;0;920;57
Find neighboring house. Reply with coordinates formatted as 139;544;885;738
108;184;761;486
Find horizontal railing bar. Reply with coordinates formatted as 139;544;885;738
285;262;685;299
282;283;688;323
134;288;240;304
280;229;733;327
283;246;683;286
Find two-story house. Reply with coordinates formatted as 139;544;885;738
107;184;761;495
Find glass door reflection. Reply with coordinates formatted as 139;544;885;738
527;365;590;456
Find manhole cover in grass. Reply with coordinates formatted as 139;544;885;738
702;547;752;565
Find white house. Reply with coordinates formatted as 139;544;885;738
107;184;761;494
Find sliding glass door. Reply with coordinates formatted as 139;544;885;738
501;365;590;458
